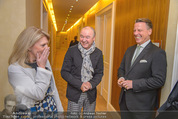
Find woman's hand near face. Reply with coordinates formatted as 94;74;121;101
36;47;50;69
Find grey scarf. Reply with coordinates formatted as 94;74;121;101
78;42;95;82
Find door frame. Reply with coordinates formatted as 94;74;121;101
172;21;178;88
95;1;116;110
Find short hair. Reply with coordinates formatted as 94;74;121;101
4;94;16;105
8;26;50;67
74;36;78;40
82;26;96;38
135;18;153;29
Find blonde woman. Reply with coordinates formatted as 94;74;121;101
8;26;63;114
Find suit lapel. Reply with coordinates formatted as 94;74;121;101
126;45;136;71
126;42;152;75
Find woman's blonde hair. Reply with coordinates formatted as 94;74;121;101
8;26;50;67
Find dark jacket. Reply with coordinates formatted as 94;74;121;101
118;42;167;111
69;40;79;47
158;81;178;111
61;45;103;103
156;81;178;119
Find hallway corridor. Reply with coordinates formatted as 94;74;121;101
52;48;108;111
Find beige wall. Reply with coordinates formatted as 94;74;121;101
0;0;26;110
26;0;41;28
0;0;42;110
160;0;178;105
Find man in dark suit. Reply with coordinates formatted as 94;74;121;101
117;18;167;119
69;36;79;47
61;26;103;118
156;81;178;119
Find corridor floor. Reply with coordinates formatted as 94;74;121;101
52;48;108;111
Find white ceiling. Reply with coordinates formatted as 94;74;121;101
52;0;99;32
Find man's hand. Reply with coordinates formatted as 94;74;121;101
121;80;133;90
80;82;92;92
117;77;125;88
84;82;92;89
118;77;133;90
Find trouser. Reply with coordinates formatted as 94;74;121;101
67;92;96;119
119;92;155;119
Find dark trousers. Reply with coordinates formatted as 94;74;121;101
155;111;178;119
119;92;155;119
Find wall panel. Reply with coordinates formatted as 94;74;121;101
26;0;41;28
111;0;170;110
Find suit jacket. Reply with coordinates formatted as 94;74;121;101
61;44;103;104
156;81;178;119
158;80;178;111
118;42;167;111
8;60;64;112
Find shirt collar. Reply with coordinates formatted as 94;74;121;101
138;39;151;48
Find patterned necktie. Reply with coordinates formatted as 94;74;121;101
131;45;141;65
